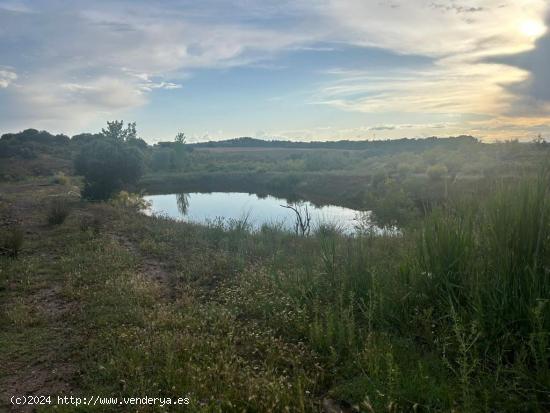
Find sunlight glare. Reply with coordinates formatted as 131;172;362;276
519;20;546;38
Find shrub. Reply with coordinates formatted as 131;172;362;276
1;224;24;258
79;214;102;235
151;148;174;172
396;162;412;177
74;134;144;200
110;191;151;212
426;163;448;180
52;171;70;185
47;197;70;225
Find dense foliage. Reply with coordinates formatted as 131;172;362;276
74;138;144;200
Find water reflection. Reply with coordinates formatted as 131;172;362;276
176;193;190;215
144;192;365;233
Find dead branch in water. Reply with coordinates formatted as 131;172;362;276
281;203;311;236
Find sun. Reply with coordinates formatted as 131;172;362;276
519;20;546;38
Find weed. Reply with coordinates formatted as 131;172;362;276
47;197;71;225
79;214;102;235
110;190;151;211
0;224;24;258
52;171;70;185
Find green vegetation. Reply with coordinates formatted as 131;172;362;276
0;224;24;258
74;122;145;200
46;197;71;225
1;126;549;411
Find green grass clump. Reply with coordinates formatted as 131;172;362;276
52;171;70;185
0;224;24;258
47;197;71;225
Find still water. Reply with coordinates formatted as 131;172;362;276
144;192;366;233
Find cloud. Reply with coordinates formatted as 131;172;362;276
487;13;550;115
0;0;319;132
0;0;549;139
312;62;526;116
315;0;548;57
429;3;484;14
0;69;16;88
125;72;183;92
0;0;33;13
303;0;549;139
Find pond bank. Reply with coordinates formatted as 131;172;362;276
139;171;369;210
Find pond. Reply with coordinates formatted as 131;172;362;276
144;192;372;234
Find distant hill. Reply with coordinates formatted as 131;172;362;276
190;135;479;153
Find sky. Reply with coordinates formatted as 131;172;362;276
0;0;549;143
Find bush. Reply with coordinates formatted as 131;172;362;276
52;171;70;185
0;224;24;258
74;138;144;200
110;191;151;211
151;148;174;172
79;214;102;235
47;198;70;225
426;163;448;180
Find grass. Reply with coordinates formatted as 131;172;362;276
1;169;549;411
0;224;24;258
52;171;71;186
118;170;550;410
47;197;71;225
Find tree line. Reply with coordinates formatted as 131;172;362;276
0;122;190;200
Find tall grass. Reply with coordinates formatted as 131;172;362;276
215;170;550;409
47;197;71;225
412;172;550;358
78;169;550;410
0;224;24;258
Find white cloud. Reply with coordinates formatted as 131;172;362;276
314;62;528;115
0;0;33;13
305;0;550;139
0;1;321;132
0;0;549;138
316;0;548;57
0;69;16;88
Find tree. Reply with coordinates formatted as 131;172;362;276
175;132;187;144
75;136;144;200
171;131;188;170
101;121;137;142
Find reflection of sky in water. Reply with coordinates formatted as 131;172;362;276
144;192;364;233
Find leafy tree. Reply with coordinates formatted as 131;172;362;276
101;121;137;142
1;129;70;145
172;132;188;170
75;124;144;200
71;133;104;145
175;132;187;144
